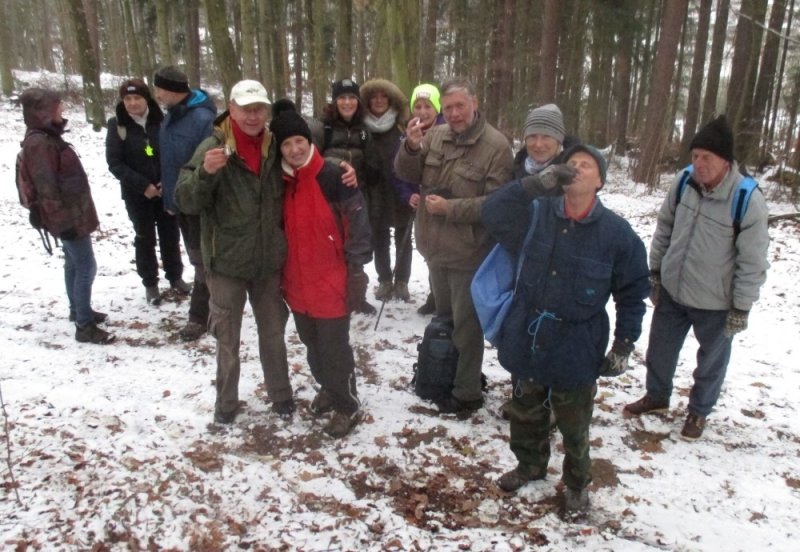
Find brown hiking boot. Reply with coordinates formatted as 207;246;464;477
680;413;706;441
179;321;206;342
170;279;192;296
323;410;362;438
75;323;115;345
375;281;393;301
624;395;669;416
497;466;544;493
393;281;411;302
562;487;590;520
309;390;335;417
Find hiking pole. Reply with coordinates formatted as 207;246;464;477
374;212;416;331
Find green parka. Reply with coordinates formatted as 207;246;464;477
174;113;287;280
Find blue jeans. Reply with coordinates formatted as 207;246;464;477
63;236;98;327
645;289;732;417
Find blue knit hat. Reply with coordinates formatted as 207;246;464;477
564;144;607;187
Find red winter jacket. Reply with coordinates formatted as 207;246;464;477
282;146;372;318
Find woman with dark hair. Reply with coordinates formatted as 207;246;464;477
318;78;380;315
106;78;189;306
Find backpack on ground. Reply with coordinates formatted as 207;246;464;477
676;165;759;241
412;315;459;401
16;135;58;255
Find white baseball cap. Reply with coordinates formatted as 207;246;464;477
230;80;270;106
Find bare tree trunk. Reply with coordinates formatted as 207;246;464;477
419;0;439;82
613;0;636;154
336;0;353;78
746;0;787;165
732;0;768;166
560;0;588;133
538;0;559;104
155;0;172;65
768;0;795;153
0;0;15;95
240;0;258;78
701;0;730;123
204;0;243;100
633;0;688;187
306;0;326;114
65;0;105;130
679;0;712;165
292;0;305;108
184;0;201;87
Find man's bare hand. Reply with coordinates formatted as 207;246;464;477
425;194;448;215
409;193;420;209
203;147;229;175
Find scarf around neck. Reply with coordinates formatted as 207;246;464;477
364;108;398;134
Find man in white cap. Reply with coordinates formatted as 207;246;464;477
175;80;294;425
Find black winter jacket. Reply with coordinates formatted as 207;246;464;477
105;99;164;201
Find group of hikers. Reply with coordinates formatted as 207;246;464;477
16;67;769;519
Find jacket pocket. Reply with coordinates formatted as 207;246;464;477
208;299;231;340
452;161;484;197
573;257;612;307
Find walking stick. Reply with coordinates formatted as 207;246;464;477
374;213;416;331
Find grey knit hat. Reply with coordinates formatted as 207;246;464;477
523;104;566;143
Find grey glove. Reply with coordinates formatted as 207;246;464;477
600;339;635;377
649;271;662;307
724;308;749;338
520;164;576;198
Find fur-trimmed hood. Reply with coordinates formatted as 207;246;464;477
360;79;410;127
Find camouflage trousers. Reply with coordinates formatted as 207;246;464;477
506;378;597;490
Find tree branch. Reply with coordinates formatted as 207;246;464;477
0;381;23;505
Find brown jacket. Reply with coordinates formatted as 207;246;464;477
394;112;512;270
20;125;99;239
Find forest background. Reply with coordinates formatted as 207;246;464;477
0;0;799;192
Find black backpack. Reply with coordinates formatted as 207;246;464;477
413;316;459;401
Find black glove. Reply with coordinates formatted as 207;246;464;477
600;338;635;377
649;271;661;307
60;228;78;241
724;308;749;338
346;265;368;313
520;164;576;198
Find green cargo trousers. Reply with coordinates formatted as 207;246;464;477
506;378;597;490
207;271;292;416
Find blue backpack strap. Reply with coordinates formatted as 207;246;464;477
731;177;758;240
513;199;540;293
675;164;693;206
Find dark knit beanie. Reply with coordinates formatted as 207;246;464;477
153;66;190;94
689;115;734;162
523;103;566;143
119;78;152;100
271;110;312;147
564;144;607;187
272;98;297;119
332;78;360;101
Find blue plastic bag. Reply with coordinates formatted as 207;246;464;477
471;200;539;345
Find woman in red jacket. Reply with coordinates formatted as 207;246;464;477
272;109;372;438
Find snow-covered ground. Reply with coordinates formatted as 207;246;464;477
1;85;798;551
